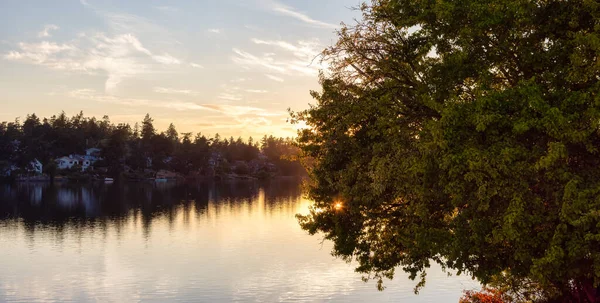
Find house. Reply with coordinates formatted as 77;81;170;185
27;159;43;174
56;150;99;172
80;156;92;171
208;152;222;168
85;148;101;157
0;163;18;177
56;156;80;170
1;159;43;177
56;155;92;171
84;148;102;162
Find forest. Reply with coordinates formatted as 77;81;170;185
0;111;305;180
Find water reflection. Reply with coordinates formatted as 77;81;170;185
0;181;478;302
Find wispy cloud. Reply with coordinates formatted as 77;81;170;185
4;33;183;92
232;48;285;72
246;89;268;93
67;89;285;121
69;89;207;111
251;38;320;60
190;62;204;68
218;93;243;101
232;38;323;77
265;74;284;82
207;28;222;34
201;104;281;117
38;24;59;38
152;53;181;65
153;86;198;95
5;1;190;93
4;41;77;63
153;5;179;13
270;1;337;29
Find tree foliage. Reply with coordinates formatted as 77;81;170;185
293;0;600;301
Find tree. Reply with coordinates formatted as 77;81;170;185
293;0;600;302
102;124;131;176
141;114;155;143
166;123;178;142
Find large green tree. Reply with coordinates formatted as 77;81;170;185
293;0;600;302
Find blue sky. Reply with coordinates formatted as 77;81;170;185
0;0;361;138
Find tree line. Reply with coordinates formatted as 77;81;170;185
0;111;305;178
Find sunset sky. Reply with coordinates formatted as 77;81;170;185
0;0;360;138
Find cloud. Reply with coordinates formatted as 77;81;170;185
270;2;337;29
4;41;77;64
68;89;283;128
251;38;320;60
6;0;187;93
232;39;323;77
152;53;181;65
190;62;203;68
201;104;281;117
153;6;179;12
218;93;242;101
265;74;284;82
4;33;183;92
69;89;208;111
38;24;59;38
83;2;183;50
246;89;268;93
231;48;285;73
153;86;197;95
207;29;222;34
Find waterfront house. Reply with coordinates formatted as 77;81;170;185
56;155;92;171
85;148;101;157
56;155;80;170
56;148;101;172
27;159;43;174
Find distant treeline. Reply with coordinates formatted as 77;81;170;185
0;111;305;178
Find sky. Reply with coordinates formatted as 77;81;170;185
0;0;361;138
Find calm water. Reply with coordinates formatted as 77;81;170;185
0;181;478;302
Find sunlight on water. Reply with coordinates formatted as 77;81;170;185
0;181;479;302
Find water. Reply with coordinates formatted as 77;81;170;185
0;181;479;302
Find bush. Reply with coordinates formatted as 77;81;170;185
460;288;507;303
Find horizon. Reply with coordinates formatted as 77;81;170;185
0;0;361;138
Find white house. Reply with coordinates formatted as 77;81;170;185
27;159;43;174
1;159;42;176
56;150;99;172
56;156;79;170
80;157;92;171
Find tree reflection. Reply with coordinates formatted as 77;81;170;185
0;179;303;239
